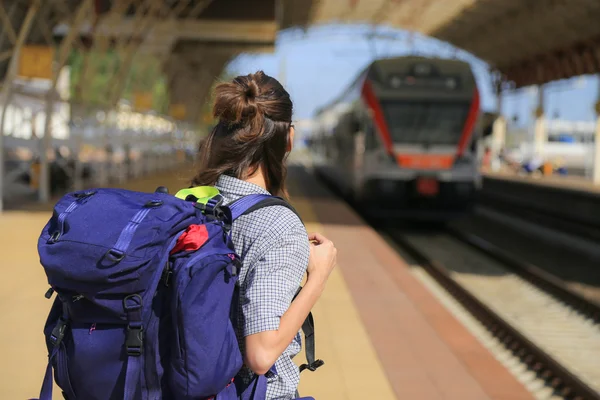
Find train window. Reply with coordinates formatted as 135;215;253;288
381;101;471;145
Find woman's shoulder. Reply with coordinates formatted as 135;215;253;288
232;203;309;269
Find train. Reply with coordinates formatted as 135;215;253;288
310;55;484;219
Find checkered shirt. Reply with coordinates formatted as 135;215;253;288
215;175;309;399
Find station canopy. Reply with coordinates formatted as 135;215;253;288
287;0;600;89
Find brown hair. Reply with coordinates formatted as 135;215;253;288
191;71;293;197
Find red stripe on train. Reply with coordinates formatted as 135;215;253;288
361;79;395;156
456;88;480;157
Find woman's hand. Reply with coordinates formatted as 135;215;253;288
307;232;337;284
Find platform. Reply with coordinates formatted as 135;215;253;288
484;169;600;195
1;163;532;400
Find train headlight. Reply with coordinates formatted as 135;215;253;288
445;77;457;89
390;76;402;88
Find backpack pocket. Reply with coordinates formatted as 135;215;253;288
168;253;243;399
45;320;139;400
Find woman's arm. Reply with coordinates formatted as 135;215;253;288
244;232;337;375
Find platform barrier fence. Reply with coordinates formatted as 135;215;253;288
2;98;199;207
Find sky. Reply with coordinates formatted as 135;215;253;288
226;24;600;128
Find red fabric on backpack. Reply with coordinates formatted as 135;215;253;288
170;224;209;255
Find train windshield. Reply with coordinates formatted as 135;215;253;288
381;101;471;145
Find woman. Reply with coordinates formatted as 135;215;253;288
191;71;337;399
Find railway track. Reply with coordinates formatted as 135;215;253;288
478;194;600;243
448;227;600;323
389;229;600;400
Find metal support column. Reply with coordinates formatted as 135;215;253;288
593;77;600;184
0;0;41;212
533;84;546;162
491;79;506;172
39;0;93;203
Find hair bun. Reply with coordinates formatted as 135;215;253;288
244;80;259;101
212;75;263;133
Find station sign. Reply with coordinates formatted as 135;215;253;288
18;46;54;80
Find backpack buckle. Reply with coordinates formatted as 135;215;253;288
144;200;163;208
50;319;68;347
125;325;144;356
104;249;125;263
47;231;61;244
44;287;55;299
299;359;324;373
123;294;144;356
73;190;96;199
205;195;225;218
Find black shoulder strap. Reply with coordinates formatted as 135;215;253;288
294;287;324;373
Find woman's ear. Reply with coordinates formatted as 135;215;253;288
287;125;295;153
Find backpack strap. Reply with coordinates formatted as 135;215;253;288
38;301;76;400
228;194;302;223
299;312;324;373
294;287;324;374
123;294;144;400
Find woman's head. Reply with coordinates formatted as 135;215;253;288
192;71;294;197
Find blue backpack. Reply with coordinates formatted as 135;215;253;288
34;186;323;400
